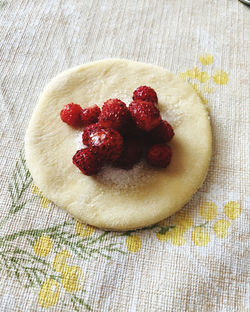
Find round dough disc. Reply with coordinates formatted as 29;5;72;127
25;59;212;230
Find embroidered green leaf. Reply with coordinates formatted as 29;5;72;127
7;153;33;215
0;240;60;288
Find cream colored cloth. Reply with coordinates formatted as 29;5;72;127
0;0;249;311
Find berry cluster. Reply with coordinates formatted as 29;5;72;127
60;86;174;176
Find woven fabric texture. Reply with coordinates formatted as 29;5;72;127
0;0;249;311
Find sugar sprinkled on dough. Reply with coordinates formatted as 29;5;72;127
75;131;151;189
159;95;184;127
75;131;85;150
97;161;151;189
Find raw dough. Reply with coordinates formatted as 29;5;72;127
25;59;212;230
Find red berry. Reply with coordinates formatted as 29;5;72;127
60;103;83;127
114;138;143;169
122;116;145;138
82;123;104;146
72;148;102;176
129;100;161;132
148;120;174;143
80;105;101;126
133;86;158;105
98;99;130;131
83;126;123;161
147;144;172;168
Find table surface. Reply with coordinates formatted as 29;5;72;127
0;0;249;311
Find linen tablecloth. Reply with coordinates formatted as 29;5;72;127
0;1;249;311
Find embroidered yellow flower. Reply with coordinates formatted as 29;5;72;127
53;250;72;274
213;70;229;85
171;211;193;230
224;201;241;220
197;71;210;83
200;202;217;221
33;235;53;257
38;278;60;308
179;72;189;80
62;265;84;292
191;227;210;246
126;235;142;252
190;82;203;94
169;227;186;246
186;67;200;79
156;230;171;242
189;83;208;105
32;184;42;196
40;197;50;209
203;84;214;94
157;212;192;246
156;227;186;246
179;67;209;83
214;220;230;238
199;54;214;66
32;184;51;208
75;221;95;237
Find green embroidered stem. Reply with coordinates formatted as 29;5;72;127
70;294;92;311
0;242;61;288
157;225;176;235
0;215;10;229
0;219;125;291
46;229;126;260
195;221;209;228
0;221;74;243
122;223;159;236
9;153;33;214
0;153;33;229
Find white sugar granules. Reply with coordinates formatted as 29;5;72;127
96;161;152;189
75;131;152;189
75;131;85;150
159;95;184;127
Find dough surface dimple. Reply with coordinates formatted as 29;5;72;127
25;59;212;230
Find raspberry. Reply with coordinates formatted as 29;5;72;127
83;126;123;161
114;138;143;169
60;103;83;127
133;86;158;105
98;99;130;131
72;148;102;175
148;120;174;143
147;144;172;168
129;100;161;132
82;123;104;146
80;105;101;126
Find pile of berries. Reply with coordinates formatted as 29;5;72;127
60;86;174;176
